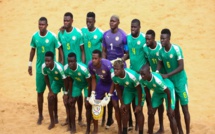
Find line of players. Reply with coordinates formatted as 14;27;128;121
28;11;190;134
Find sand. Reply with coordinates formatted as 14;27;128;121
0;0;215;134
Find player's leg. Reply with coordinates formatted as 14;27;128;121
47;94;56;130
128;105;133;131
69;97;78;133
175;100;184;134
155;101;165;134
54;96;58;124
112;97;122;134
101;106;106;127
77;94;83;124
121;104;130;134
85;97;92;134
52;82;62;124
36;72;46;125
180;84;190;134
63;93;70;130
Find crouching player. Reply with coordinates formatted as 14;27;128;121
64;52;92;134
139;64;177;134
42;51;67;130
111;60;144;134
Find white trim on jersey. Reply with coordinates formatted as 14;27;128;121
126;70;140;87
78;63;91;78
55;62;66;79
38;31;49;38
153;74;167;90
41;63;47;75
172;44;183;60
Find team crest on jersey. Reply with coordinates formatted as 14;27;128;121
137;40;141;45
45;39;49;43
72;36;76;40
153;84;156;87
78;72;81;76
94;35;97;39
125;81;129;85
55;71;58;74
156;52;159;56
54;77;59;80
170;54;173;58
115;36;119;41
102;70;106;74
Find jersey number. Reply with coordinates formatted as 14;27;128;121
132;48;136;55
88;41;91;48
67;43;70;50
166;62;171;68
41;46;45;53
110;43;113;50
152;58;157;64
183;92;187;98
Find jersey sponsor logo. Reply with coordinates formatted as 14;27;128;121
115;36;119;41
94;35;97;39
54;77;59;80
125;81;129;85
156;52;159;56
72;36;76;40
55;71;58;74
170;54;173;58
137;40;141;45
45;39;49;43
102;70;106;74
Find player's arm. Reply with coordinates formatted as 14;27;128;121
165;59;184;78
28;48;35;76
67;77;73;97
58;46;64;65
80;45;86;63
86;77;92;97
115;84;123;104
144;86;152;107
102;46;107;59
135;84;142;106
44;75;51;92
91;74;97;92
163;87;174;117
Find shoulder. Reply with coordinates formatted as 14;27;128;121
32;31;39;38
49;31;57;37
152;73;163;84
125;69;138;80
78;62;88;71
74;27;83;35
118;29;127;36
140;32;145;38
55;62;64;71
96;27;104;34
42;63;46;69
64;64;69;71
172;44;182;52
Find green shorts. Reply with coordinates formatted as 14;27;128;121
175;83;189;105
152;87;176;110
36;73;53;93
71;85;88;98
51;81;64;94
122;87;145;106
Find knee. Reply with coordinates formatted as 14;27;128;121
48;96;54;104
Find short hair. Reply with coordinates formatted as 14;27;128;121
68;52;76;60
39;17;48;23
140;64;150;72
45;51;54;59
161;28;171;37
92;49;102;58
64;12;73;19
113;60;124;69
131;19;140;26
111;15;119;21
87;12;95;19
146;29;155;38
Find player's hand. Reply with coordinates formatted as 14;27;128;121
59;26;65;32
89;91;96;105
161;74;169;79
147;106;154;115
28;66;32;76
167;108;174;118
134;105;142;114
100;93;112;106
48;91;55;99
63;94;69;105
120;104;127;115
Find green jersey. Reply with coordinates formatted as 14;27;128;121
158;44;187;85
81;27;103;65
30;31;61;73
139;72;173;94
64;62;91;87
42;61;66;83
111;68;140;91
58;27;84;64
144;41;166;73
127;32;147;72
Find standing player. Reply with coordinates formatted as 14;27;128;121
58;12;85;125
144;29;165;133
157;28;190;134
42;51;66;130
28;17;63;125
102;15;129;129
139;64;177;134
64;52;92;134
88;50;121;134
81;12;103;65
111;60;144;134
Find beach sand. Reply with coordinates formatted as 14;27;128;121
0;0;215;133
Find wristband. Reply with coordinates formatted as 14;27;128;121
64;91;68;95
28;61;32;66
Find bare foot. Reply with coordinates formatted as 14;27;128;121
48;122;55;130
128;125;133;131
85;130;90;134
155;128;164;134
37;116;43;125
55;117;59;124
78;120;86;127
